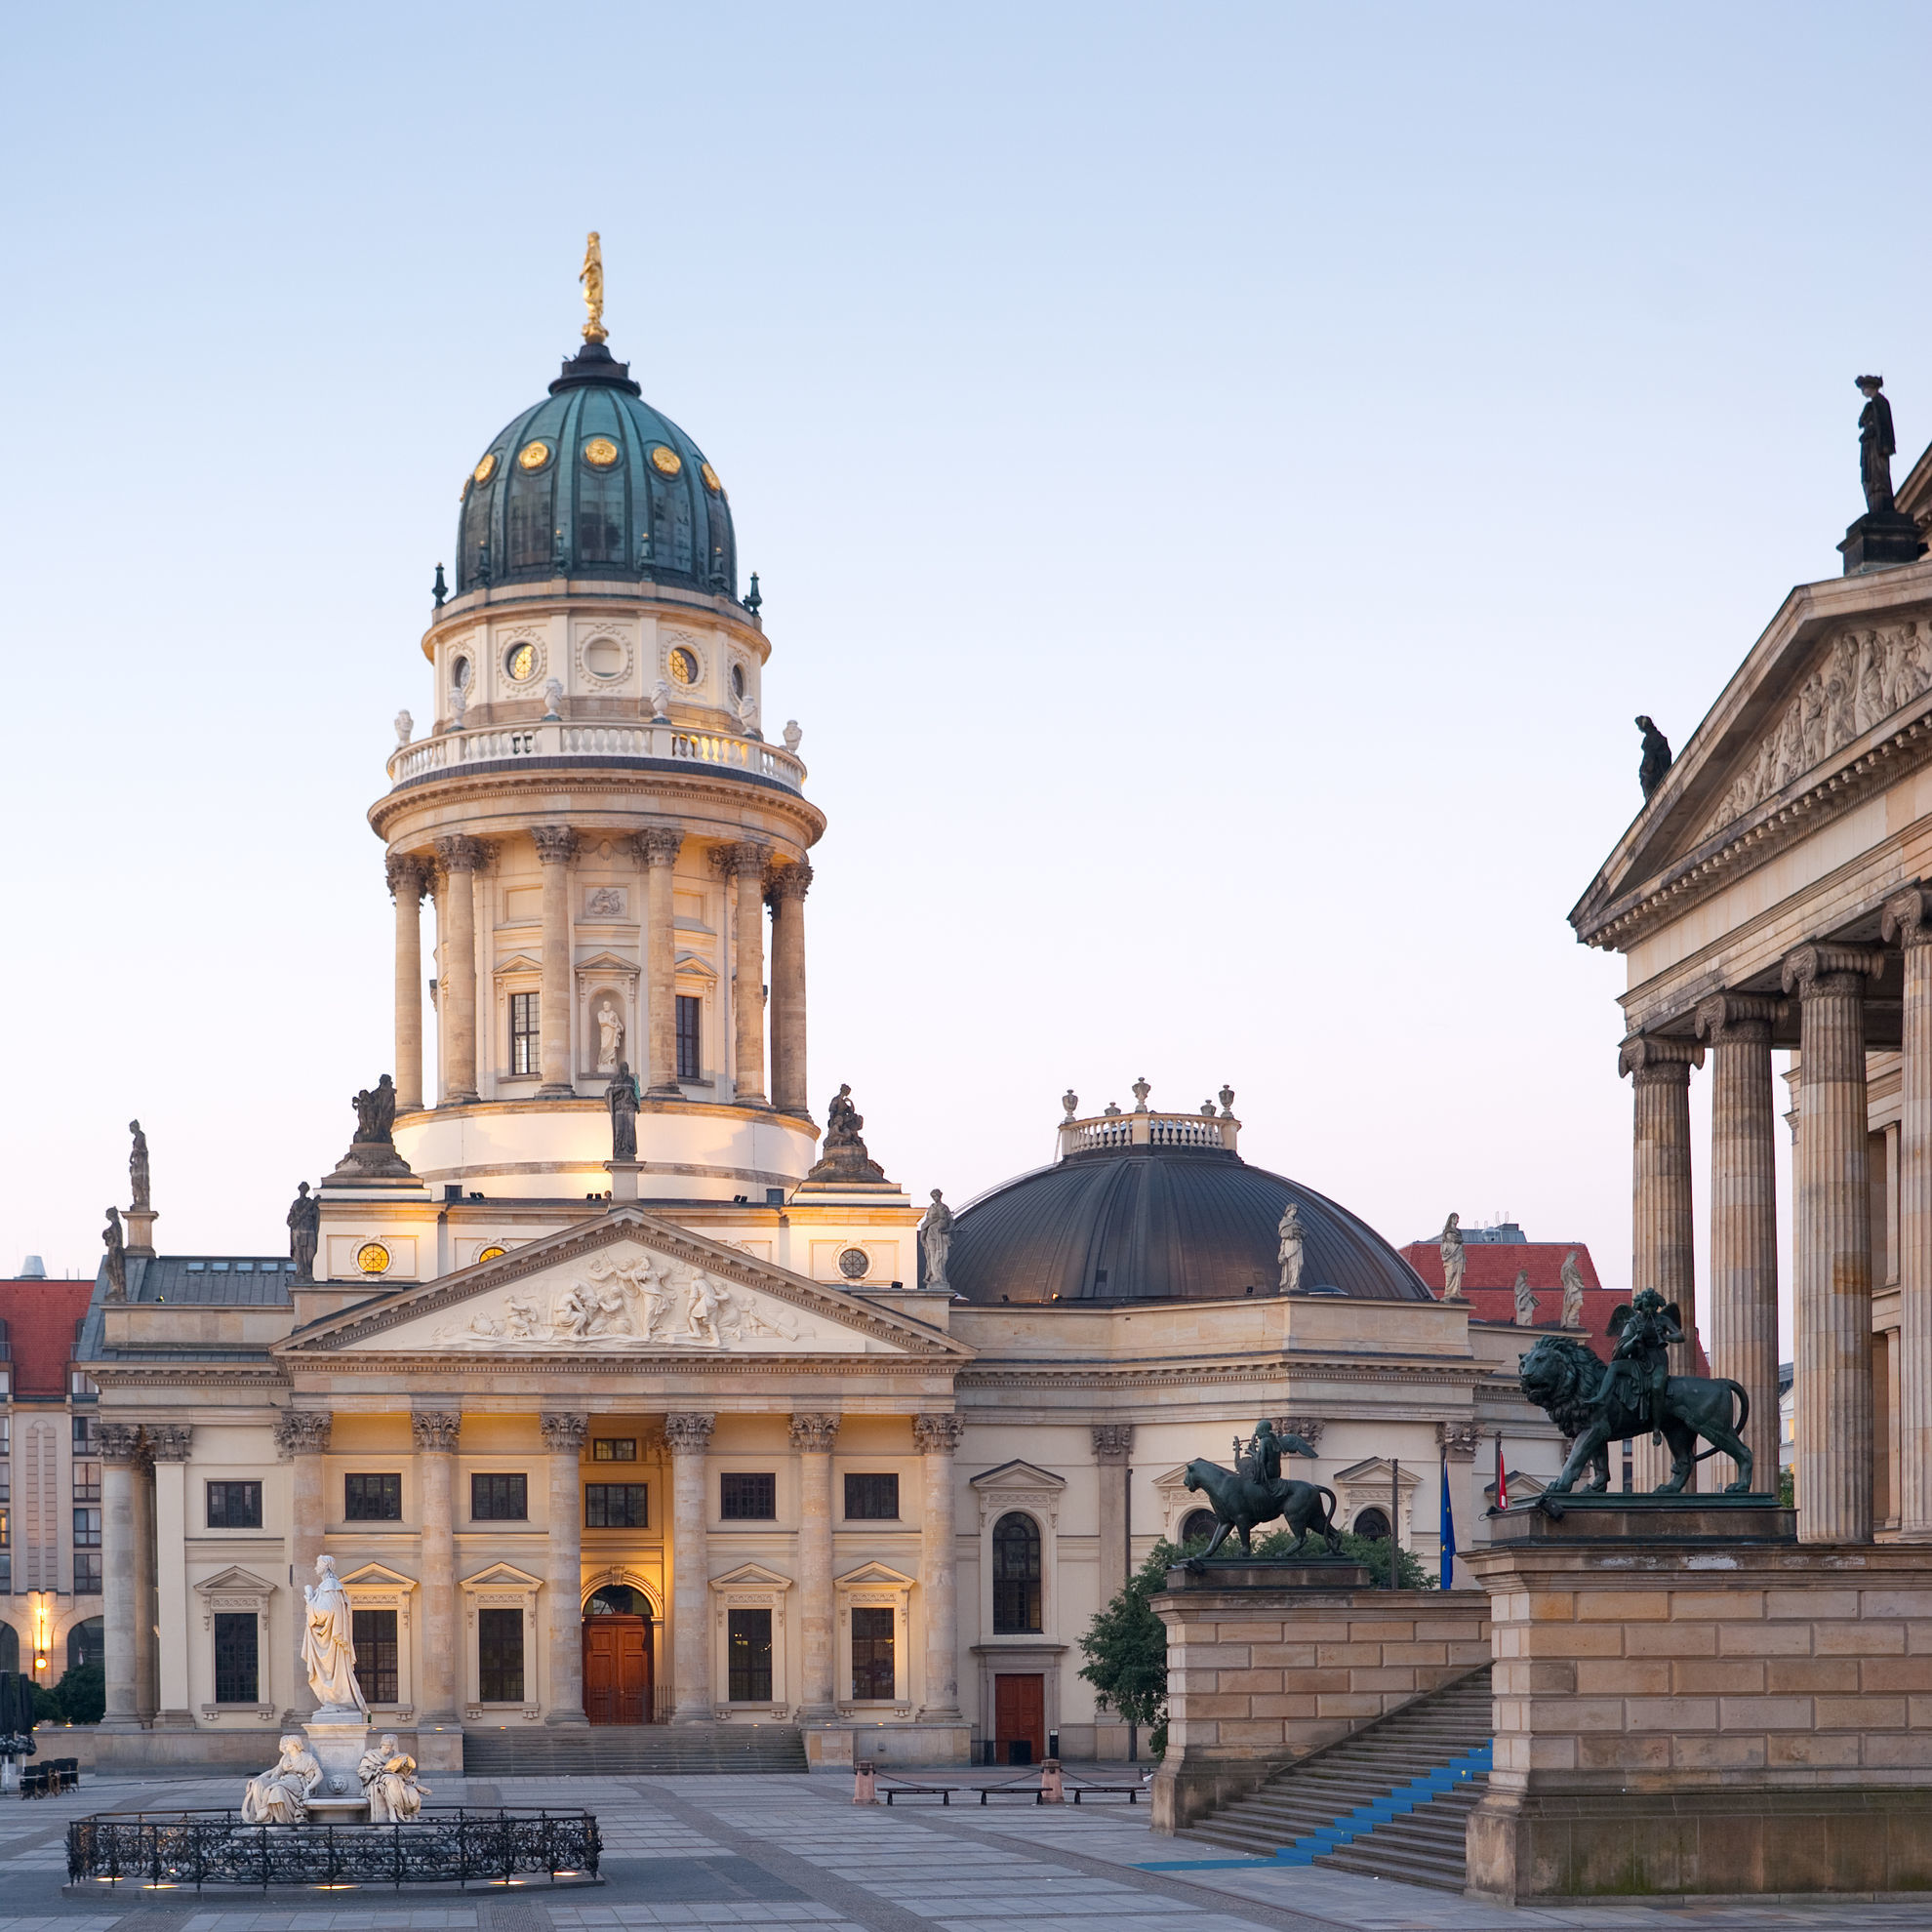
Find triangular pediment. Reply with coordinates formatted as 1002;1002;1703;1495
836;1561;915;1589
340;1562;417;1592
460;1561;543;1592
1572;566;1932;950
193;1565;277;1598
276;1206;970;1361
1333;1457;1420;1490
969;1460;1066;1492
710;1561;791;1591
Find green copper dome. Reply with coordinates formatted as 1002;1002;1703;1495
455;341;737;598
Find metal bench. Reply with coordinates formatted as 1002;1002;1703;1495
878;1782;955;1805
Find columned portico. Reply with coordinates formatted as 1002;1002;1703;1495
791;1413;838;1720
98;1423;142;1730
413;1410;461;1723
1619;1033;1701;1490
1886;888;1932;1540
638;827;684;1094
767;862;812;1116
665;1412;715;1721
1783;942;1885;1544
913;1413;965;1720
714;842;769;1106
435;835;484;1103
541;1412;588;1722
533;825;579;1096
1694;992;1781;1493
388;854;427;1112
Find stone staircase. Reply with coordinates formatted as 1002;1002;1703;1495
1183;1666;1492;1892
462;1722;809;1776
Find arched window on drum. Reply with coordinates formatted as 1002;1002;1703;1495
990;1511;1042;1633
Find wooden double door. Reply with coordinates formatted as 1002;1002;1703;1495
583;1615;653;1724
993;1671;1046;1765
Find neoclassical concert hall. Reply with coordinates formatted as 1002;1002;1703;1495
61;265;1545;1773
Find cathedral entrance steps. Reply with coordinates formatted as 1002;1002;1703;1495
1181;1666;1491;1891
462;1723;809;1776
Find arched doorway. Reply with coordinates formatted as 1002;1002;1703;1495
68;1618;103;1673
582;1584;654;1724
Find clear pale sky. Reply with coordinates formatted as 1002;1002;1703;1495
5;6;1928;1354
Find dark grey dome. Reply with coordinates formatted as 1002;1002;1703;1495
942;1146;1432;1306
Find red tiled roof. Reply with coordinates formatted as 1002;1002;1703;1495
0;1278;94;1398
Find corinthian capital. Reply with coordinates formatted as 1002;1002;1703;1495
97;1423;143;1467
912;1413;966;1456
1437;1421;1482;1459
789;1413;840;1453
1883;886;1932;949
664;1412;716;1453
634;826;684;867
1781;942;1885;1000
1618;1033;1704;1083
273;1411;333;1460
434;834;487;874
765;861;814;906
385;853;428;903
541;1412;589;1453
709;840;769;880
144;1424;194;1463
411;1410;462;1453
1091;1424;1134;1464
532;825;580;866
1693;991;1781;1046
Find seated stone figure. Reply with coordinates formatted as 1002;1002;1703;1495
241;1734;323;1825
358;1732;430;1823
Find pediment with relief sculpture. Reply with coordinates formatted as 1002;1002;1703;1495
277;1207;968;1360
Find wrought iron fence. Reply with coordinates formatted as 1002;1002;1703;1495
67;1807;600;1891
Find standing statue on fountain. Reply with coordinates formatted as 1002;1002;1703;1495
301;1554;368;1716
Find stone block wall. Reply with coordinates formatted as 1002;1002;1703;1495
1468;1539;1932;1900
1150;1564;1491;1831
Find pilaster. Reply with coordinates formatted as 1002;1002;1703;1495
412;1410;461;1724
790;1412;839;1720
1885;887;1932;1540
665;1413;715;1721
540;1412;588;1723
913;1413;965;1720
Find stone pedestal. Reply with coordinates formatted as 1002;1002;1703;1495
1465;1523;1932;1902
123;1207;158;1256
1150;1560;1490;1834
604;1159;640;1203
1840;509;1928;574
302;1714;371;1822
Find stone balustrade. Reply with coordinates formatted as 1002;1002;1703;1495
388;720;805;792
1059;1108;1237;1157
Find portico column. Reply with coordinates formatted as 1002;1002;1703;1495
712;842;769;1105
98;1424;142;1729
533;826;579;1097
791;1414;839;1720
637;828;684;1094
276;1411;332;1714
1782;941;1885;1544
434;836;484;1103
387;854;428;1113
541;1414;588;1723
412;1411;462;1722
913;1413;965;1720
766;862;813;1117
146;1425;194;1727
1092;1425;1134;1603
1619;1033;1702;1491
665;1413;716;1722
132;1450;157;1721
1694;993;1782;1494
1886;890;1932;1538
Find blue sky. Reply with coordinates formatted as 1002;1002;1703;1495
5;4;1928;1344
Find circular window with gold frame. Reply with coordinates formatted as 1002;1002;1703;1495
518;439;551;471
700;461;722;493
475;1244;506;1265
649;445;683;477
472;452;498;485
837;1245;871;1280
667;645;699;686
355;1241;391;1276
583;436;620;469
505;641;538;682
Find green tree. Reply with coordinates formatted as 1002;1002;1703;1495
1077;1538;1186;1755
54;1664;105;1725
1249;1526;1435;1589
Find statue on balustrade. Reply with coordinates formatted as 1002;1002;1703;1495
241;1734;323;1825
358;1733;431;1822
1518;1288;1756;1497
1179;1419;1333;1565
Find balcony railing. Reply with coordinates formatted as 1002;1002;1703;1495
1059;1105;1238;1158
388;722;805;793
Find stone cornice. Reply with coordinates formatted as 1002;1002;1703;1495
273;1354;963;1381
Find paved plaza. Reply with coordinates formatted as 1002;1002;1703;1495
6;1769;1932;1932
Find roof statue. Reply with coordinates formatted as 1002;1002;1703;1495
328;1073;414;1182
101;1206;127;1303
580;230;607;344
1438;1212;1466;1300
806;1083;888;1183
1636;714;1672;799
918;1188;954;1292
1276;1202;1305;1295
1859;374;1897;515
128;1119;150;1211
287;1182;319;1282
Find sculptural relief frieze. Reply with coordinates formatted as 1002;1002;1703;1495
1696;620;1932;845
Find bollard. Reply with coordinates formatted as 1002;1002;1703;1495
1039;1757;1064;1803
853;1759;877;1805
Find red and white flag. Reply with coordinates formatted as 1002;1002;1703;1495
1496;1458;1509;1512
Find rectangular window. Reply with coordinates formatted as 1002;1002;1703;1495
720;1471;776;1520
591;1438;636;1462
353;1608;399;1705
72;1507;101;1548
69;1373;99;1399
585;1483;648;1528
206;1481;263;1529
843;1473;900;1520
214;1611;259;1704
675;995;702;1081
70;1417;92;1451
72;1462;101;1504
509;991;540;1076
471;1472;528;1520
344;1473;402;1521
727;1608;772;1702
851;1606;896;1701
73;1552;100;1595
478;1606;525;1703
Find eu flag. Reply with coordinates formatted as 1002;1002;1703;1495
1439;1449;1457;1589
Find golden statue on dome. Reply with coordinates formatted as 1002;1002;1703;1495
580;230;608;343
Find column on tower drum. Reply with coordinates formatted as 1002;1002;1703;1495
534;825;579;1096
637;827;683;1093
387;853;427;1113
767;861;813;1116
434;835;484;1103
713;842;769;1105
